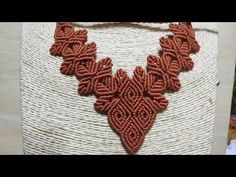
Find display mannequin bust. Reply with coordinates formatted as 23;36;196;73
20;22;218;154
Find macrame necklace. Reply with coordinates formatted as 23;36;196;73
50;22;200;154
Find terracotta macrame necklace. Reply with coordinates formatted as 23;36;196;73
50;22;200;154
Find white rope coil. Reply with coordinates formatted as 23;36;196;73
20;23;218;154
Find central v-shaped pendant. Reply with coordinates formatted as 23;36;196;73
103;68;169;154
50;22;200;154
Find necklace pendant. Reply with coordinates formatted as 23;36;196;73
50;22;200;154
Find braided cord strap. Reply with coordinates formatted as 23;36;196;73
50;22;200;154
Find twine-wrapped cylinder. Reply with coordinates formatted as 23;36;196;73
20;22;218;154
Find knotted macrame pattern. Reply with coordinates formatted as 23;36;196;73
50;22;200;154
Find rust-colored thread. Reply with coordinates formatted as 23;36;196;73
50;22;200;154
